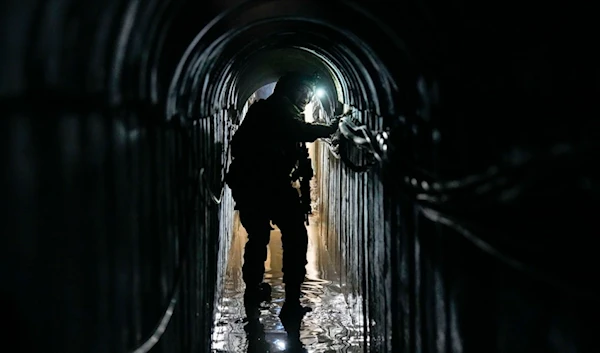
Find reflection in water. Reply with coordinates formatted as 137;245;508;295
212;214;365;352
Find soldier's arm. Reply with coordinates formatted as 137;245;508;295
289;118;339;142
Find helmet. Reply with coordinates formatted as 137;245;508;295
274;72;320;109
274;72;318;97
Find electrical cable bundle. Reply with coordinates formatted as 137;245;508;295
328;107;600;298
394;128;599;299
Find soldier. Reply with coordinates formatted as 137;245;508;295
226;72;339;322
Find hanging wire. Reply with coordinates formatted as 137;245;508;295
315;106;382;171
419;206;598;299
326;97;600;299
128;122;202;353
390;122;600;298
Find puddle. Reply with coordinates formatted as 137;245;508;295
211;215;366;352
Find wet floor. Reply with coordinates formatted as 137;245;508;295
211;214;366;353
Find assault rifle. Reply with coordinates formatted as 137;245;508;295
294;143;313;226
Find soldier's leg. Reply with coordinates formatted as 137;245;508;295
238;208;271;297
272;191;309;303
279;222;308;303
272;190;311;333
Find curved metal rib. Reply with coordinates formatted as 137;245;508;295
128;167;203;353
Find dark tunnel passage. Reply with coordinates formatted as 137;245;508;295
1;0;599;352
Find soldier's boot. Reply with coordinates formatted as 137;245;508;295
244;282;272;321
279;284;311;341
244;316;269;352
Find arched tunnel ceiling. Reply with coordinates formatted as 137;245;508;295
235;47;338;111
166;0;409;120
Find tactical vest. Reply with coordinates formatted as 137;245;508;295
226;98;301;197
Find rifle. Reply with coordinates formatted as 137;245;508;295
295;143;313;225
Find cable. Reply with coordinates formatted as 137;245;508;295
128;133;203;353
200;167;224;204
419;206;598;299
364;109;600;299
338;115;385;162
389;137;600;300
315;107;382;171
403;140;597;203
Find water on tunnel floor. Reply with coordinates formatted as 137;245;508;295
211;213;366;353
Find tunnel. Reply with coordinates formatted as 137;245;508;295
1;0;598;352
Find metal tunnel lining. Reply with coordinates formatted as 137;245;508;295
166;0;407;122
131;4;399;350
7;1;595;353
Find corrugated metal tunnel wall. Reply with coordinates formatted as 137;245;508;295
0;0;238;351
2;1;599;353
315;111;388;350
1;107;236;352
